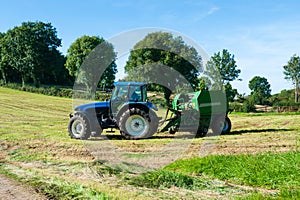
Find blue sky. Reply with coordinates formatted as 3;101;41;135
1;0;300;94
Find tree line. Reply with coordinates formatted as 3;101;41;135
0;21;299;106
0;21;117;89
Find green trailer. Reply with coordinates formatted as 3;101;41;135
160;89;231;137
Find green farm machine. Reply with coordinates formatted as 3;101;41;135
160;90;231;137
68;82;231;139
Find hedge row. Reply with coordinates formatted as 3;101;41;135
0;82;109;101
229;101;300;113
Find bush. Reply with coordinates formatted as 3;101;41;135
148;96;166;108
229;101;256;113
242;100;256;112
1;83;74;98
0;83;115;101
229;102;243;112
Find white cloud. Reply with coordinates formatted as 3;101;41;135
207;6;219;15
190;5;219;22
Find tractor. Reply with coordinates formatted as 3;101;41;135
68;82;159;139
68;82;231;139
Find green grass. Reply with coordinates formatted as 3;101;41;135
1;86;300;199
127;152;300;199
164;151;300;199
165;151;300;189
128;169;211;190
231;111;300;116
0;165;110;200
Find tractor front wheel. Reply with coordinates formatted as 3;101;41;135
68;114;91;140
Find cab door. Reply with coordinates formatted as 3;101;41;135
110;85;129;116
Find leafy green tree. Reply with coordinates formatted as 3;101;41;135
43;51;73;85
195;76;212;91
242;99;256;112
65;35;117;90
205;49;241;90
248;76;271;105
0;32;6;83
283;54;300;103
125;32;202;103
224;83;238;102
1;21;61;87
270;89;295;106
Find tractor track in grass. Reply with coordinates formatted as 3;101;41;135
1;160;280;200
0;173;46;200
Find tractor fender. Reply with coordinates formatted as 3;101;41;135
71;101;110;132
147;101;158;111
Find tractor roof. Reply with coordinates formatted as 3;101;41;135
114;82;145;87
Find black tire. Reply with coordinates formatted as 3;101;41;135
196;126;208;137
169;127;177;134
119;108;158;139
222;117;232;134
68;114;91;139
211;116;232;135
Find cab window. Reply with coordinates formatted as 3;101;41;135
112;86;128;100
129;86;142;102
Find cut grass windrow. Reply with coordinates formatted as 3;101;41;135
165;151;300;189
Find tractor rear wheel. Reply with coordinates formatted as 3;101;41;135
119;108;158;139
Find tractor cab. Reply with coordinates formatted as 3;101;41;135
110;82;148;117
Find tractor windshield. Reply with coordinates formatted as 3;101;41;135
112;85;128;101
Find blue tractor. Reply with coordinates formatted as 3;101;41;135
68;82;159;139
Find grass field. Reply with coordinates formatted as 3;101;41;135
0;87;299;199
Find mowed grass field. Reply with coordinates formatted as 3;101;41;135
0;87;299;199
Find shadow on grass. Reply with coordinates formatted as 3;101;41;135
88;134;175;141
228;128;295;135
88;128;296;141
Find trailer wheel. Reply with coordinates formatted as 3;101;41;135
196;127;208;137
119;108;158;139
169;127;177;134
212;116;231;135
68;114;91;139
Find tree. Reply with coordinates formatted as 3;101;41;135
125;32;202;103
0;32;6;83
1;21;62;87
196;77;211;90
283;54;300;103
65;35;117;90
205;49;241;90
42;51;73;85
270;89;295;106
224;83;238;102
248;76;271;105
